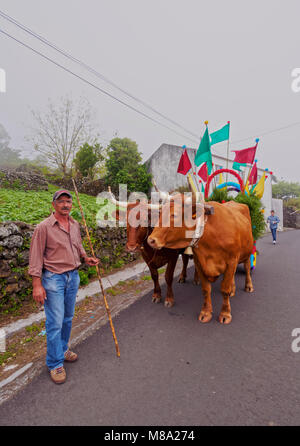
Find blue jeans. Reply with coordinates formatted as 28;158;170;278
42;269;80;370
271;228;277;241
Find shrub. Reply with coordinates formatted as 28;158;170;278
78;270;89;285
206;187;265;240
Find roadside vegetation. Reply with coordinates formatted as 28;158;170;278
272;180;300;213
0;183;100;227
207;188;265;240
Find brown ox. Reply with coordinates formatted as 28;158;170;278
148;194;254;324
113;200;197;307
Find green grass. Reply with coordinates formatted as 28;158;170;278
158;267;166;274
0;184;117;228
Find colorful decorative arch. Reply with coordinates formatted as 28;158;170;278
216;182;249;195
204;169;257;270
205;168;245;199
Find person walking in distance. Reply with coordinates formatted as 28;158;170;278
267;210;280;245
28;190;99;384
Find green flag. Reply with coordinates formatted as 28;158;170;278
195;127;212;174
210;123;230;145
232;162;246;171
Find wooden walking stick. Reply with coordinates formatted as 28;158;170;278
72;178;120;358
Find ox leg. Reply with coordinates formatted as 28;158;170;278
230;276;236;297
244;258;254;292
196;267;213;323
164;256;178;308
193;267;201;286
150;267;162;304
178;254;189;283
219;262;237;324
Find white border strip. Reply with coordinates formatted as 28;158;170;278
0;363;33;389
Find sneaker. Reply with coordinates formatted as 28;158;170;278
273;240;276;244
50;366;66;384
64;349;78;362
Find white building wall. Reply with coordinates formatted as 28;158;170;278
146;144;276;223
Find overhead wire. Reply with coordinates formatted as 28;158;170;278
1;10;300;153
0;27;200;145
0;9;201;141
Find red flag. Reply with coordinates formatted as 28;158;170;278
197;163;208;182
232;144;257;165
248;162;257;185
177;149;192;175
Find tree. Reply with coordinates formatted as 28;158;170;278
27;95;98;177
73;142;105;179
0;123;22;168
105;137;152;194
272;181;300;199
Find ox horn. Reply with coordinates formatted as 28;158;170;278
152;178;170;202
108;187;161;210
108;187;128;208
184;192;214;215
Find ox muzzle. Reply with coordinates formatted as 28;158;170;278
147;235;164;250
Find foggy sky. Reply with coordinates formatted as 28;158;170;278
0;0;300;181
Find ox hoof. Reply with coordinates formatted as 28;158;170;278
152;295;162;304
230;291;235;298
198;311;213;323
245;285;254;293
178;277;186;284
164;299;174;308
218;313;232;324
193;279;201;286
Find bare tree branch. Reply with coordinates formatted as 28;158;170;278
27;95;99;175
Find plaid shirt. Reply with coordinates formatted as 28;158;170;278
28;212;87;277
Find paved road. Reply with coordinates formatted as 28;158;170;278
0;230;300;426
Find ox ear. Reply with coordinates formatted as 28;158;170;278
204;205;214;215
191;204;214;218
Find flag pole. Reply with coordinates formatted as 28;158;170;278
192;161;202;195
246;159;256;191
182;144;202;195
71;178;121;358
205;120;217;192
226;121;230;183
245;139;259;190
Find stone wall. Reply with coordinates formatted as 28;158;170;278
0;168;48;191
0;166;114;197
283;206;300;229
46;175;110;197
0;220;139;313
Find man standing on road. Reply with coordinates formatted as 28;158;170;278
267;210;280;245
28;189;99;384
